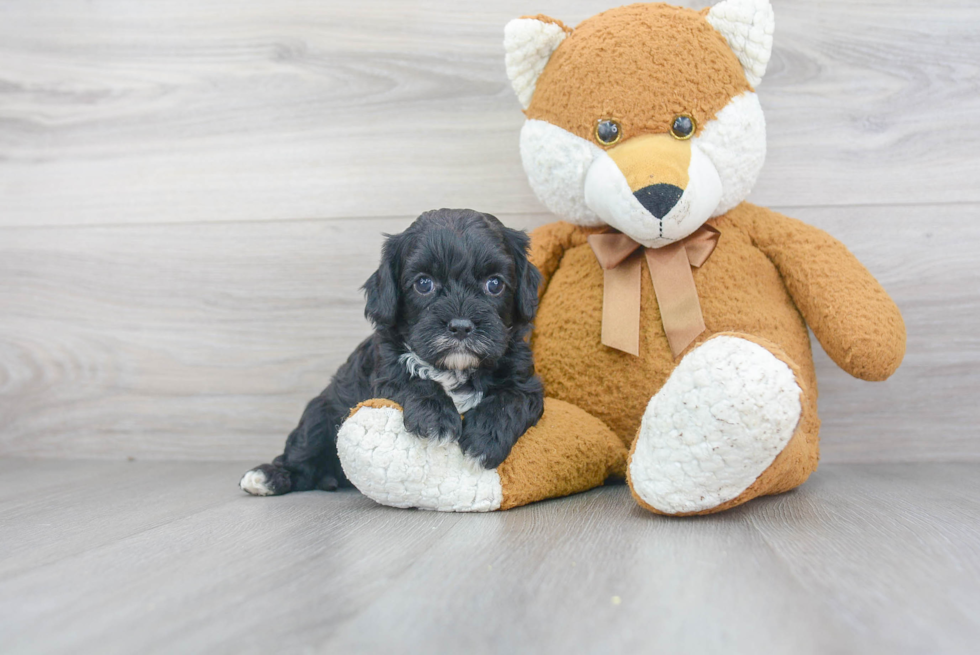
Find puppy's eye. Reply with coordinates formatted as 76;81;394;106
670;114;696;140
594;119;622;146
414;277;434;295
485;276;504;296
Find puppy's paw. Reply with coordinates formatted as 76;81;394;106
403;396;463;442
240;463;291;496
459;411;519;469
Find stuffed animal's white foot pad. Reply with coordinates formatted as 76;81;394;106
629;336;802;514
336;405;503;512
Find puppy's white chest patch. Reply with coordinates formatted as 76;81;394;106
399;351;484;414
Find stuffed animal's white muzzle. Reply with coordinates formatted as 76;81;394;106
583;135;723;249
519;93;768;245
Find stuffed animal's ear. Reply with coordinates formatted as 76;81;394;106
705;0;775;87
504;15;571;109
363;232;406;329
501;225;542;326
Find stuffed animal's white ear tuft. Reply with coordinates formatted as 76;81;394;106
706;0;774;87
504;17;570;109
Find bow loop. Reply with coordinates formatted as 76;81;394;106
684;225;721;268
587;233;643;270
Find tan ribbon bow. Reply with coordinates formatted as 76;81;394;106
587;225;720;358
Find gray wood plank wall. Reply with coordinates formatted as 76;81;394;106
1;0;977;462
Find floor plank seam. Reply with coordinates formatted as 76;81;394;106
0;494;245;585
315;509;468;645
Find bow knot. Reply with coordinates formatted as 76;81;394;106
587;225;720;358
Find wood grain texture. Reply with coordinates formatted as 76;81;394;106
2;3;976;651
0;0;978;226
0;0;977;462
0;204;975;462
0;460;977;654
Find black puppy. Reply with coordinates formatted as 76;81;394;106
240;209;545;496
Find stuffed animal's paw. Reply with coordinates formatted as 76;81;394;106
629;335;803;515
336;401;503;512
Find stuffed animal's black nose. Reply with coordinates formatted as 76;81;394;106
634;183;684;218
447;318;474;337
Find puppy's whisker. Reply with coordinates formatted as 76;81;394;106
464;333;496;357
432;335;457;350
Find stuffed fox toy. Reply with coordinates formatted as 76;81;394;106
335;0;906;515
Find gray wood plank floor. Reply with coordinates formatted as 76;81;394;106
1;459;977;655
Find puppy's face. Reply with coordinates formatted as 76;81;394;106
364;209;540;370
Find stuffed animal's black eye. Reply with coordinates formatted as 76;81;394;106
485;276;504;296
414;277;434;294
670;115;696;140
595;119;622;146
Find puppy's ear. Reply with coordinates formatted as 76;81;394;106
363;232;406;328
501;225;542;325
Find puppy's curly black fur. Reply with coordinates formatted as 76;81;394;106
241;209;544;496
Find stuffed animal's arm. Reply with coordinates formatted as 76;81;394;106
742;207;906;381
529;221;591;300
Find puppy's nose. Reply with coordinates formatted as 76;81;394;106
447;318;474;337
634;183;683;219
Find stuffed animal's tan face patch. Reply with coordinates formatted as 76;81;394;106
607;134;691;195
525;5;751;146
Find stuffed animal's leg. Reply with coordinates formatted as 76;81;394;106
628;333;819;516
337;398;627;512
